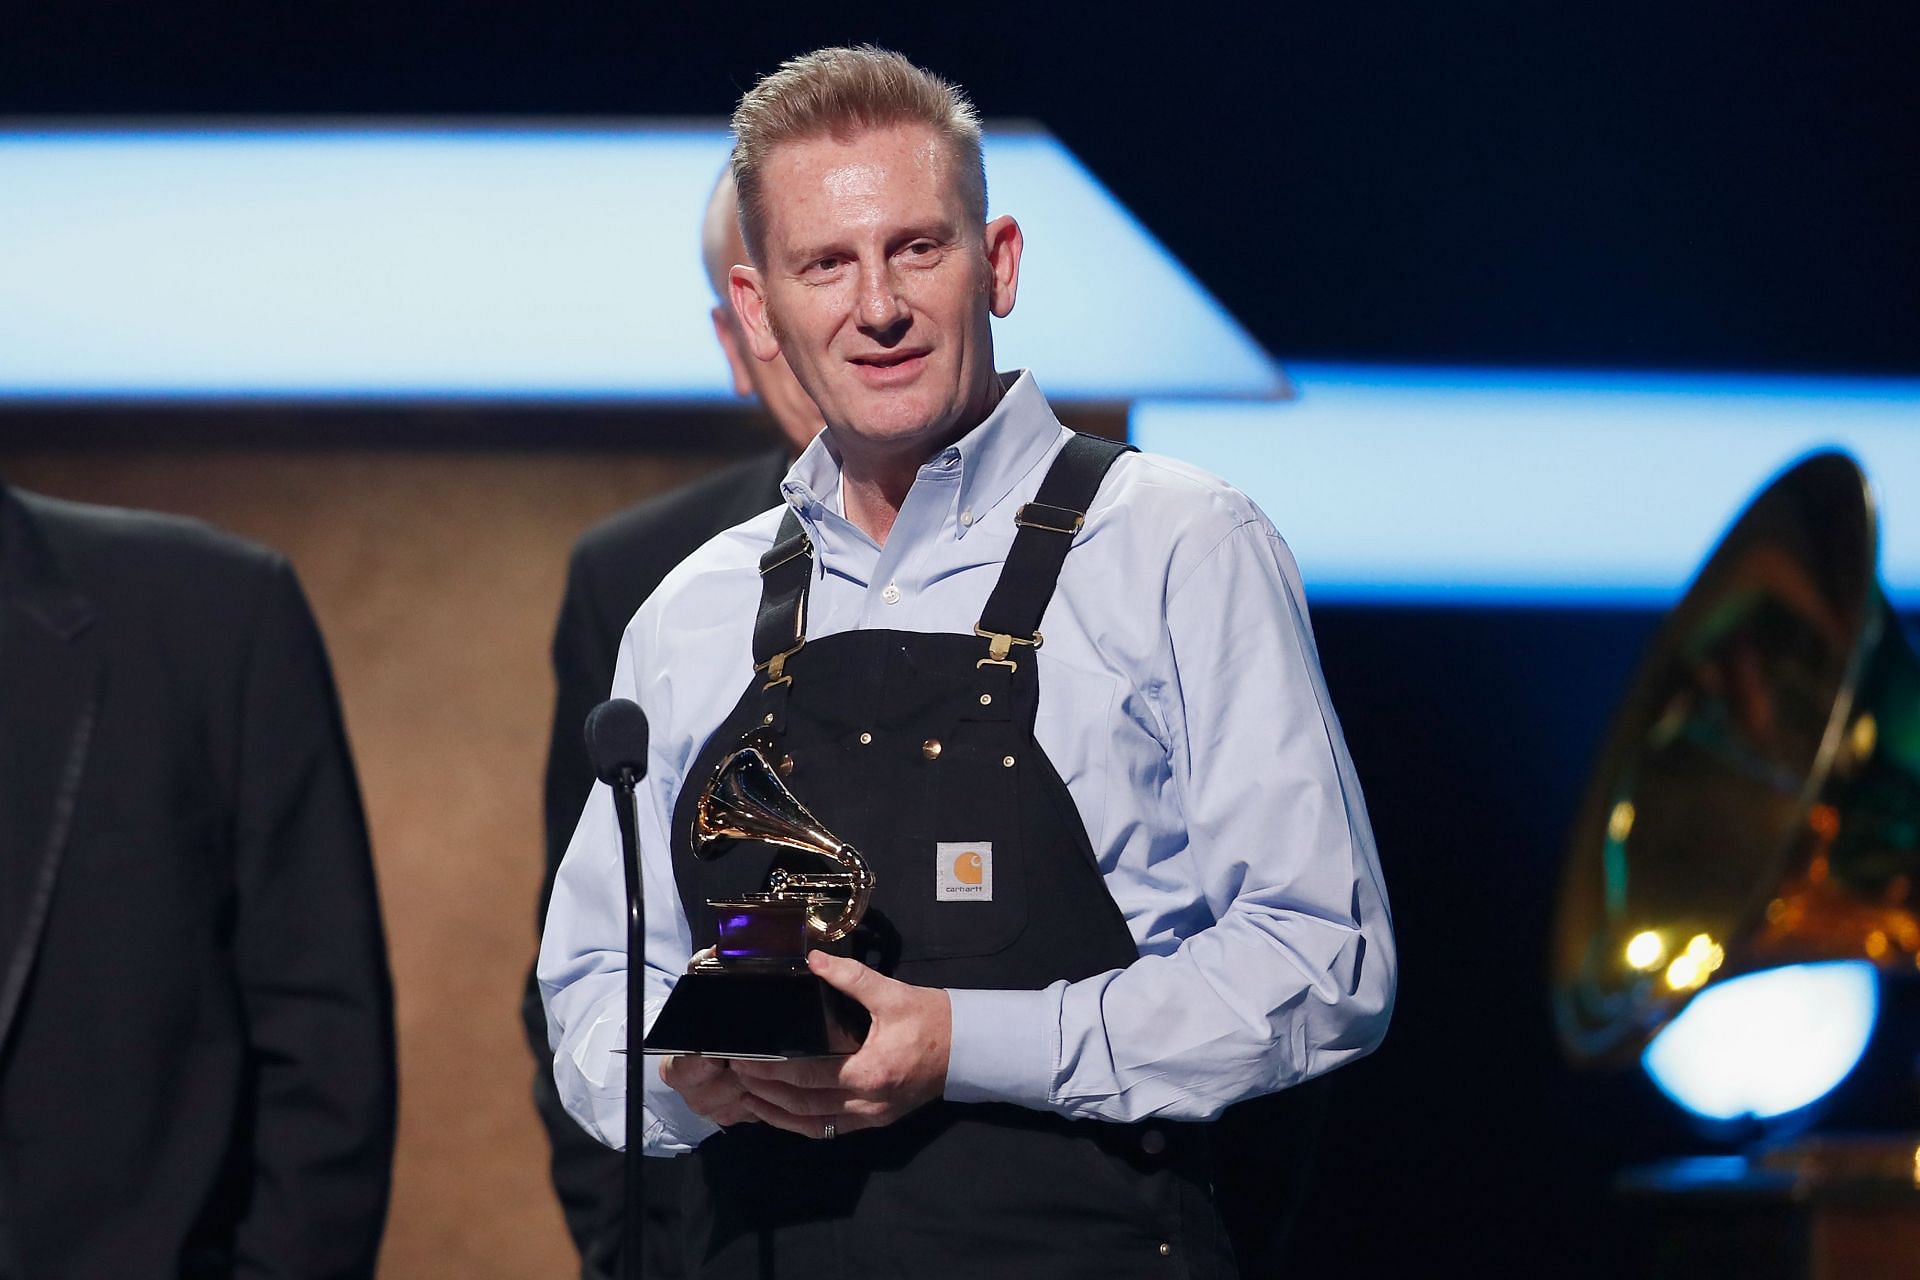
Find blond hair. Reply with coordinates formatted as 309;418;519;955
729;46;985;264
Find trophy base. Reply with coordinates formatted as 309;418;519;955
641;970;865;1059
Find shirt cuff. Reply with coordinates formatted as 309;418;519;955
943;984;1062;1109
642;1054;722;1156
566;1006;719;1155
635;999;722;1155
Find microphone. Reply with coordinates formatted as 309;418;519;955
585;697;649;786
584;697;650;1280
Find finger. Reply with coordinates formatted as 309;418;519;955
707;1103;760;1128
729;1056;849;1090
739;1096;881;1140
732;1072;852;1116
678;1078;752;1120
661;1054;729;1089
806;950;894;1010
739;1095;826;1140
838;1097;901;1123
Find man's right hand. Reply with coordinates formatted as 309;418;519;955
660;1055;760;1128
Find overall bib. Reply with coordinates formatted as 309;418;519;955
667;436;1240;1280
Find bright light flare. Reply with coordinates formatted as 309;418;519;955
1643;961;1879;1121
1625;930;1667;971
1663;933;1725;991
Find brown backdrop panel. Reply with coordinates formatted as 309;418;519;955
0;445;734;1279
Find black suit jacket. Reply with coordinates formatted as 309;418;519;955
0;485;396;1279
524;449;789;1280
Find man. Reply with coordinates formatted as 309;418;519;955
542;46;1394;1279
0;482;395;1278
524;169;822;1280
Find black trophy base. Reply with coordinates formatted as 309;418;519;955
642;970;864;1059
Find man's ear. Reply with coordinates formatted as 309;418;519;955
983;215;1023;319
729;264;782;363
710;305;757;398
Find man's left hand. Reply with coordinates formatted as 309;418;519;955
727;951;950;1139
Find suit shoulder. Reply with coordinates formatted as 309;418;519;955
632;501;786;639
17;489;286;586
559;450;786;640
571;452;786;573
7;490;308;675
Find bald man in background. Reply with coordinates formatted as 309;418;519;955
521;170;821;1280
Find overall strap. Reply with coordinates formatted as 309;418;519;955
752;507;812;688
975;433;1135;662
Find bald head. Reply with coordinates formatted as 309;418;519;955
698;163;824;457
701;168;748;301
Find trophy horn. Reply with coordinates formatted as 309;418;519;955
693;746;876;942
1553;449;1920;1065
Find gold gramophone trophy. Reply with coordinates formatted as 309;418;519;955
642;743;876;1059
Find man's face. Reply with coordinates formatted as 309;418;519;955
730;124;1021;464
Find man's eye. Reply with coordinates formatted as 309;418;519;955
906;242;936;256
811;257;842;273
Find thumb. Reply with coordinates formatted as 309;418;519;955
807;950;892;1009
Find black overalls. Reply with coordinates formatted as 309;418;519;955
668;436;1240;1280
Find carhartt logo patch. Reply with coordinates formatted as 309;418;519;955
935;842;993;902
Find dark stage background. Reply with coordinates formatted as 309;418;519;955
8;2;1917;373
7;4;1917;1275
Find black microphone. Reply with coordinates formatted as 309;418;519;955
584;697;650;1280
585;697;649;786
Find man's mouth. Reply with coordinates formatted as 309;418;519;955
849;349;931;385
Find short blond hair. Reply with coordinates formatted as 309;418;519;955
730;45;986;264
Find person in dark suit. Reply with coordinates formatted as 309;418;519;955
523;169;822;1280
0;483;396;1279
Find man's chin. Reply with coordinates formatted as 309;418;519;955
834;401;954;450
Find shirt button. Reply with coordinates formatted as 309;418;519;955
1157;1243;1171;1258
1141;1129;1167;1156
959;509;974;527
881;582;901;605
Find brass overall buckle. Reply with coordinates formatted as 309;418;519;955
756;640;804;690
973;625;1042;671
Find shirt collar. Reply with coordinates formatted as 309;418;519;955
779;370;1065;527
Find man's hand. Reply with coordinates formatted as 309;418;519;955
728;951;950;1140
659;1054;759;1128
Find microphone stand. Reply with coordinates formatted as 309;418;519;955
612;762;644;1280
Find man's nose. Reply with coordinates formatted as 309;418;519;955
855;262;911;335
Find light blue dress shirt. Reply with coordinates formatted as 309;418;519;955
540;371;1395;1156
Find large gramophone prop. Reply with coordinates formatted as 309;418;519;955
1554;449;1920;1133
642;743;876;1059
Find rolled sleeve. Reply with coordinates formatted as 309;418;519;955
539;625;714;1157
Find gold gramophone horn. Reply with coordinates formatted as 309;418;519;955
693;746;876;942
1553;449;1920;1065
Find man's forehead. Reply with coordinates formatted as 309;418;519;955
760;124;953;204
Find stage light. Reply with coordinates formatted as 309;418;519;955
1133;368;1920;607
1641;962;1879;1122
0;124;1282;403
